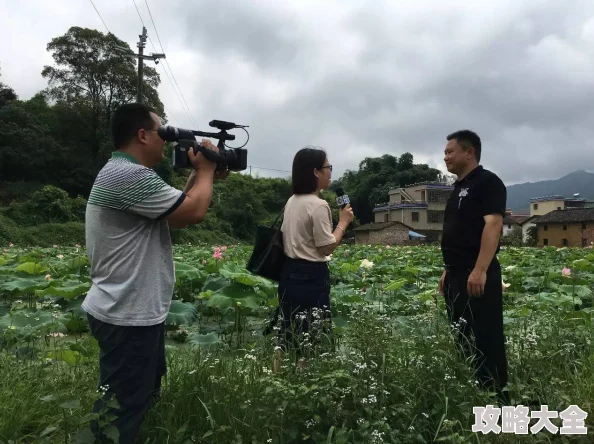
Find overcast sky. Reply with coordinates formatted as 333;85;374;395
2;0;594;185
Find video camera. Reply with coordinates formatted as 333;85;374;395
157;120;249;171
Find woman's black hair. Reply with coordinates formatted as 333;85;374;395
291;146;327;194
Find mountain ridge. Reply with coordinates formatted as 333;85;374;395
505;170;594;213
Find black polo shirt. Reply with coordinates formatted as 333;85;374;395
441;165;507;268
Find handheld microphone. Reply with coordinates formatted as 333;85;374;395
335;187;350;209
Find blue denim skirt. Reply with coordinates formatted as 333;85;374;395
276;257;332;352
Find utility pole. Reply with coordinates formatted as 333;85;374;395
115;26;166;103
137;26;146;103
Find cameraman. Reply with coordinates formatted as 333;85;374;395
82;103;226;443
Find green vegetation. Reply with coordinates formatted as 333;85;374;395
2;23;586;444
0;26;451;247
0;243;592;443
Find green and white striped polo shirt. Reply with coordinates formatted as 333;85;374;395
82;151;185;326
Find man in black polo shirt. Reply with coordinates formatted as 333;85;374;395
438;129;509;405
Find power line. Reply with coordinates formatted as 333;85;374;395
249;166;290;173
88;2;290;178
152;65;182;125
154;62;191;126
142;0;199;129
143;0;166;56
87;0;180;126
87;0;133;111
88;0;110;33
131;0;197;128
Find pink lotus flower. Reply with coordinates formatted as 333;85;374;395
562;268;571;277
213;251;223;260
221;246;227;251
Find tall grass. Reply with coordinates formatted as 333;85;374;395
0;302;592;443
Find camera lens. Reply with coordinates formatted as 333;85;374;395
157;126;176;142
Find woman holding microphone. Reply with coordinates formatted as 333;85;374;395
274;147;354;373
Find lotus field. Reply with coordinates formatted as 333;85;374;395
0;243;593;443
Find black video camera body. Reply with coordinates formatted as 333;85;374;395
158;120;248;172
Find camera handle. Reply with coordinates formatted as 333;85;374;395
185;129;234;169
177;140;222;165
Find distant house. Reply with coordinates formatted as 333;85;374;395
529;195;586;217
518;215;539;243
502;210;536;240
372;182;454;242
502;214;520;237
353;221;424;245
533;208;594;247
510;214;531;224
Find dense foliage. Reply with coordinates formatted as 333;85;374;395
0;26;453;245
332;153;452;224
0;243;592;443
1;19;591;444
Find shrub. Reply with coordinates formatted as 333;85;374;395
0;219;85;247
4;185;86;226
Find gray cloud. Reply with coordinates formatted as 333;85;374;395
3;0;594;186
181;0;300;70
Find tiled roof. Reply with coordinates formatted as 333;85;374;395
503;216;519;225
354;221;412;231
373;203;428;212
530;195;565;202
533;208;594;224
517;215;538;225
511;215;531;224
529;195;586;203
405;181;454;188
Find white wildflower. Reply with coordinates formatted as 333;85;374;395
360;259;374;269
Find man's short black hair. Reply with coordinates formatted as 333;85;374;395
291;146;327;194
447;130;481;162
111;103;157;149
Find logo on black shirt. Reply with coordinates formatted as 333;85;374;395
458;188;469;209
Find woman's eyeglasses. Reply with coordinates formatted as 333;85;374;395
320;165;332;172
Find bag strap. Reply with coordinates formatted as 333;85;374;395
270;205;286;229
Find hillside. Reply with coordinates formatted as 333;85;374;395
506;170;594;212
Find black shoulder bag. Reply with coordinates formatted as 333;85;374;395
246;206;287;282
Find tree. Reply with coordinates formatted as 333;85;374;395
501;225;523;247
41;27;165;158
525;225;537;247
0;65;17;109
0;93;64;185
397;152;413;171
334;152;442;223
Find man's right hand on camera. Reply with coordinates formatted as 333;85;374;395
189;139;218;172
166;139;221;229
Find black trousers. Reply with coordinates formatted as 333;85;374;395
87;313;166;444
443;260;509;401
277;258;332;354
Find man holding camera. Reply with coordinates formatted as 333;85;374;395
438;130;509;406
82;103;227;442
